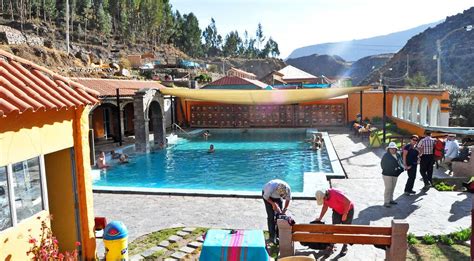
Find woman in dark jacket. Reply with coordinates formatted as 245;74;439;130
381;142;405;208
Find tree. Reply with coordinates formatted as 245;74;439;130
202;18;222;57
97;3;112;35
222;31;242;57
265;37;280;57
178;12;202;57
446;86;474;126
255;22;265;53
406;72;428;87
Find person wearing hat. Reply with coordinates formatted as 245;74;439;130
314;188;354;256
417;131;436;189
402;135;420;195
443;134;459;173
262;179;291;244
381;142;404;207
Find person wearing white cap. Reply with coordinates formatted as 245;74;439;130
381;142;405;207
443;134;459;173
314;188;354;256
262;179;292;244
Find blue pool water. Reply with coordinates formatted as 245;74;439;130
93;131;332;192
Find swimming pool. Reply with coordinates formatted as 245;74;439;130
93;129;342;197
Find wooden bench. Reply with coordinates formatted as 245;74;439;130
278;219;409;261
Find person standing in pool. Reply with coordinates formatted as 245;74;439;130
208;144;215;153
262;179;291;244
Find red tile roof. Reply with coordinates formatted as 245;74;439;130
205;76;269;89
73;78;165;97
0;50;99;118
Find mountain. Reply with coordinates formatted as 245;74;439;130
360;7;474;88
287;21;440;62
286;54;351;77
348;54;393;85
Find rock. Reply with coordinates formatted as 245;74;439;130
75;50;90;65
182;227;197;233
176;231;189;237
187;241;202;248
129;254;144;261
170;251;187;259
178;246;195;254
196;236;205;243
159;240;170;248
168;235;183;243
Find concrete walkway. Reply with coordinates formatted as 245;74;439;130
93;131;471;260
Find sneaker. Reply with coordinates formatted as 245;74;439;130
389;201;398;205
384;204;391;208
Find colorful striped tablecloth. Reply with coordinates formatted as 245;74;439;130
199;229;270;261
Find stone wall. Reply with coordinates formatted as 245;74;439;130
0;25;43;46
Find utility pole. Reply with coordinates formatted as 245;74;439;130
406;54;409;79
65;0;70;54
436;39;441;88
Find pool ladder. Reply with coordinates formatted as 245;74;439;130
172;123;192;137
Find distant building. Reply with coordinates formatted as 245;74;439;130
278;65;319;84
226;67;257;80
260;70;287;85
202;76;269;90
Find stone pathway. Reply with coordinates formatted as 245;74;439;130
129;227;205;260
94;131;471;260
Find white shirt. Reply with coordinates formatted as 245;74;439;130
262;179;292;200
444;140;459;159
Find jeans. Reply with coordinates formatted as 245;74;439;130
263;195;282;242
419;154;434;186
383;175;398;205
404;165;417;192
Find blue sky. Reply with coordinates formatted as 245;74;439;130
170;0;474;58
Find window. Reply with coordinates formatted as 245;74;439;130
12;157;44;222
0;156;46;230
0;167;12;231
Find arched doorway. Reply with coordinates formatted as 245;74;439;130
392;95;398;117
122;102;135;136
148;100;165;146
412;97;420;123
398;96;404;119
90;103;119;140
430;99;440;126
404;97;411;121
420;98;429;126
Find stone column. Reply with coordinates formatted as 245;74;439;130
119;108;125;139
387;219;409;261
133;91;150;153
440;112;449;126
277;219;294;258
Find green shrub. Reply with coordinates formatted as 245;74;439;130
450;228;471;242
371;116;383;124
407;233;419;245
434;182;456;191
439;235;454;245
422;234;437;245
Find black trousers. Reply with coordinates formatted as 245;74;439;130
419;154;434;186
404;165;418;192
263;195;282;242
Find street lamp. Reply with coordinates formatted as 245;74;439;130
371;66;392;145
435;25;472;88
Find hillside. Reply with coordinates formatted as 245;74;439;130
286;54;350;77
361;7;474;88
349;54;393;85
287;21;440;62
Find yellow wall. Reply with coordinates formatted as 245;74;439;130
45;148;78;252
0;211;51;260
0;107;97;260
0;110;74;166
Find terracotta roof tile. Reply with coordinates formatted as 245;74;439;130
0;50;99;117
73;78;165;97
205;76;269;89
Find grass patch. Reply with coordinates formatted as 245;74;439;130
128;227;209;256
407;243;470;260
128;227;182;255
407;233;420;245
422;234;437;245
434;182;456;191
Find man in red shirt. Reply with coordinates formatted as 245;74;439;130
314;188;354;256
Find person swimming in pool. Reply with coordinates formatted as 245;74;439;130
208;144;215;153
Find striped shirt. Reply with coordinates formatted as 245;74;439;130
417;136;435;155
